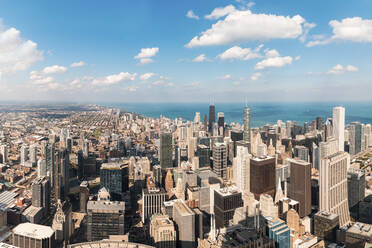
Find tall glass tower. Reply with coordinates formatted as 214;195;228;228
243;106;251;142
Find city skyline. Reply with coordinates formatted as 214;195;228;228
0;0;372;102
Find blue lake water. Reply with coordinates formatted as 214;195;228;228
102;102;372;127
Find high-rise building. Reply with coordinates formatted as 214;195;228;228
160;132;173;169
194;112;200;123
172;200;197;247
208;104;215;132
316;117;323;130
250;156;276;200
314;211;339;242
100;162;129;200
244;106;251;143
150;214;176;248
214;186;243;229
20;145;28;165
142;187;168;223
37;159;47;177
80;181;89;213
29;144;37;165
233;145;251;193
57;149;70;200
32;177;50;214
196;145;210;168
288;159;311;218
320;152;350;227
266;217;290;248
217;112;224;134
212;143;227;179
349;122;364;155
12;223;55;248
333;106;345;152
347;168;366;208
87;188;125;241
0;144;8;163
293;146;309;162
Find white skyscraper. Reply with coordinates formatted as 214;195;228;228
29;144;37;165
20;145;29;165
233;146;251;193
320;152;350;227
0;145;8;163
333;106;345;152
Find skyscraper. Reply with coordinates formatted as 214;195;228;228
160;132;173;169
349;122;364;155
333;106;345;152
20;145;28;165
288;159;311;218
0;144;8;163
29;144;37;165
233;145;251;193
320;152;350;227
212;142;227;179
243;106;251;143
208;104;215;132
32;177;51;214
100;162;128;200
250;156;276;200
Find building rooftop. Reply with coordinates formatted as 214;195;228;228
216;186;241;197
175;200;194;216
347;222;372;237
67;240;154;248
12;223;54;239
101;162;125;170
252;155;274;162
87;200;125;212
0;191;18;210
315;211;339;221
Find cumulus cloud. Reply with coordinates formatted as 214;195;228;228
70;61;85;67
265;49;280;58
327;64;359;74
204;5;236;20
135;47;159;59
29;71;54;85
186;9;306;47
250;72;262;80
192;54;209;62
299;22;316;42
42;65;68;74
140;73;155;80
307;17;372;47
92;72;137;86
0;21;43;73
255;56;292;70
186;10;199;20
218;45;262;60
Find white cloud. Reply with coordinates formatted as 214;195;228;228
92;72;137;86
140;73;155;80
29;71;54;85
295;56;301;61
187;9;306;47
218;45;262;60
299;22;316;42
205;5;236;20
251;72;262;80
327;64;359;74
186;10;199;20
247;2;255;8
192;54;209;62
222;74;232;79
139;58;154;65
134;47;159;59
0;21;43;73
255;56;293;70
265;49;280;58
42;65;67;74
307;17;372;46
70;61;85;67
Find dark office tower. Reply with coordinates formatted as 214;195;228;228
231;130;243;142
100;162;129;200
203;114;208;132
80;181;89;213
160;132;173;169
83;139;89;158
250;156;276;200
347;168;366;209
197;145;210;168
66;137;72;153
42;141;55;190
32;177;50;214
316;117;322;130
289;159;312;218
212;143;227;179
217;112;224;129
77;150;84;180
214;187;243;229
153;165;162;187
349;122;364;155
243;106;251;142
208;104;215;132
60;149;70;200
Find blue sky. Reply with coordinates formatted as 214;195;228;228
0;0;372;102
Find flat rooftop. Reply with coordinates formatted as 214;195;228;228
216;186;241;197
347;222;372;237
12;223;54;239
